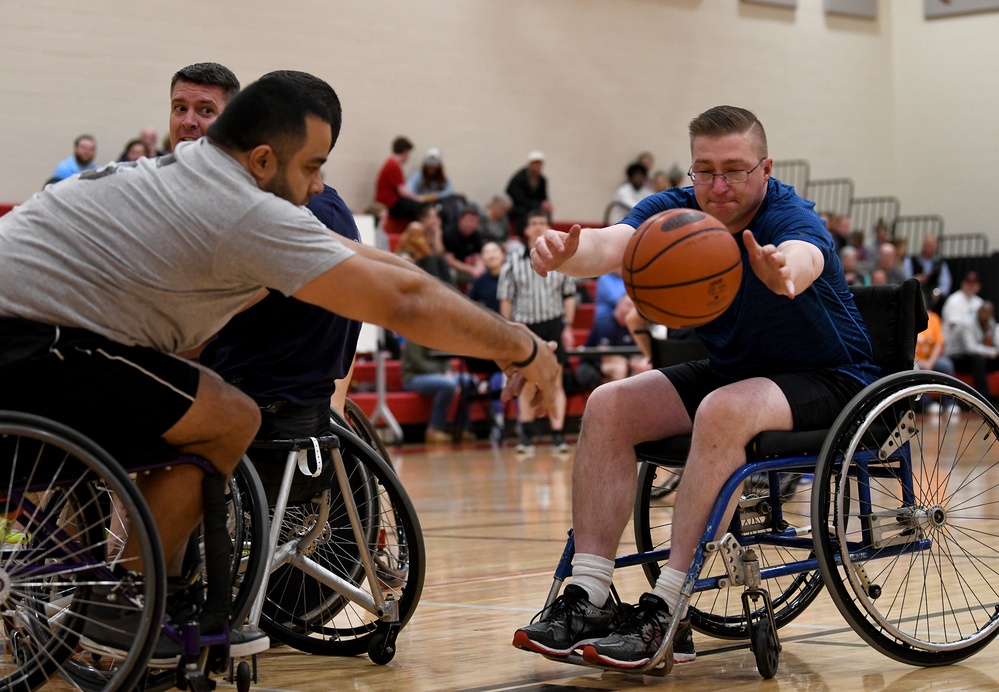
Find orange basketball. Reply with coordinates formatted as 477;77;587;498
622;208;742;329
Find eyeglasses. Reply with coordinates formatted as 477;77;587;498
688;158;766;186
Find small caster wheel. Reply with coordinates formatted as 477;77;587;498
235;660;252;692
751;618;780;679
367;630;396;665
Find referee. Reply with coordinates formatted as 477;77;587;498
499;208;576;454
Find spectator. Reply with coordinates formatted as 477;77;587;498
824;212;851;253
947;300;999;404
666;163;685;189
140;127;164;157
468;240;509;443
363;200;390;251
904;234;952;312
942;271;984;347
650;169;671;193
592;270;628;336
498;209;574;455
839;246;867;287
609;163;653;223
118;139;148;162
375;136;423;222
864;218;891;272
846;229;869;270
443;205;486;282
577;294;651;386
396;207;454;286
49;134;97;183
401;339;477;444
482;195;512;244
915;309;958;414
506;151;551;236
407;148;453;202
874;241;907;284
636;151;654;173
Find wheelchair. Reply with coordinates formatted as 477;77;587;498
0;410;272;692
535;279;999;678
233;403;423;666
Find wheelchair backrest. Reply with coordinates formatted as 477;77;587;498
849;277;928;376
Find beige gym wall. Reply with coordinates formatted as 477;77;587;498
0;1;994;244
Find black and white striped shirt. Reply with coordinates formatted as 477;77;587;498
497;243;576;324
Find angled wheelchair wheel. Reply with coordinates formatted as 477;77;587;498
339;400;394;472
813;371;999;666
225;459;270;630
0;411;165;692
259;424;424;656
635;460;823;639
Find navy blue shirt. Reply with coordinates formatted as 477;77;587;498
200;185;362;406
622;179;878;386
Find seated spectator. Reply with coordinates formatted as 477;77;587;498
375;136;423;222
823;212;851;253
947;300;999;403
49;134;97;183
839;246;867;287
396;206;454;286
636;151;654;172
577;294;651;387
443;205;486;282
904;234;952;312
506;151;552;237
139;127;165;157
942;271;984;346
609;163;652;223
846;229;869;270
592;270;627;336
467;240;509;443
666;163;685;189
916;309;958;413
864;218;891;272
362;201;389;251
650;169;670;193
407;148;453;202
482;195;512;244
118;139;148;162
874;241;907;284
401;338;477;444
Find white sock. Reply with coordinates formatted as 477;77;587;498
571;553;615;606
652;566;688;619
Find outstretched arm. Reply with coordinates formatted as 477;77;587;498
743;231;823;299
531;222;635;278
293;241;560;412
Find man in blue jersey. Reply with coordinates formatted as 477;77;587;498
197;69;364;504
513;106;878;670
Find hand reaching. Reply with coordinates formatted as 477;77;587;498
530;225;581;278
743;229;795;298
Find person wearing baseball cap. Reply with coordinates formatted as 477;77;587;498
506;150;552;236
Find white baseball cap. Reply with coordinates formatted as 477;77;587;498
527;150;545;163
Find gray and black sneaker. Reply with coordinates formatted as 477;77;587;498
582;592;674;669
512;584;615;656
672;613;696;663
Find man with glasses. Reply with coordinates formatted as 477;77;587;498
512;105;877;671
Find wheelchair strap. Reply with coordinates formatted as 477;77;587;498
296;436;323;478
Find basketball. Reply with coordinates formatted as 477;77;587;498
622;208;742;329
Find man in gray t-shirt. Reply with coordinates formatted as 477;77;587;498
0;78;560;596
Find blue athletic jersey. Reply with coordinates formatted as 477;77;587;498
622;179;879;385
201;185;362;406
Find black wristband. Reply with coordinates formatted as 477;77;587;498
633;328;651;336
512;338;539;368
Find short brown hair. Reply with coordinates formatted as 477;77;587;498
688;105;767;157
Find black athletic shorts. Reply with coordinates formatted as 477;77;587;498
526;317;568;365
660;359;866;431
251;403;334;506
0;317;199;465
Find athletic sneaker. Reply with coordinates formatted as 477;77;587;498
515;430;535;456
512;584;615;656
581;592;674;669
552;433;571;455
672;613;696;663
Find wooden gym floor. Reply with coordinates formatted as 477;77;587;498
229;437;999;692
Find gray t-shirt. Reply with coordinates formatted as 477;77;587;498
0;138;354;353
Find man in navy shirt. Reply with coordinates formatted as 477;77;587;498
514;106;877;670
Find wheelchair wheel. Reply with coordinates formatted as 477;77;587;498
259;424;424;656
339;400;394;471
813;370;999;666
226;459;270;630
0;411;165;692
635;460;823;639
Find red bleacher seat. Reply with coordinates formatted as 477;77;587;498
574;303;595;329
0;204;16;218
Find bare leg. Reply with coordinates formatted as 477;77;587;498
666;378;792;573
122;368;260;572
572;370;691;559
